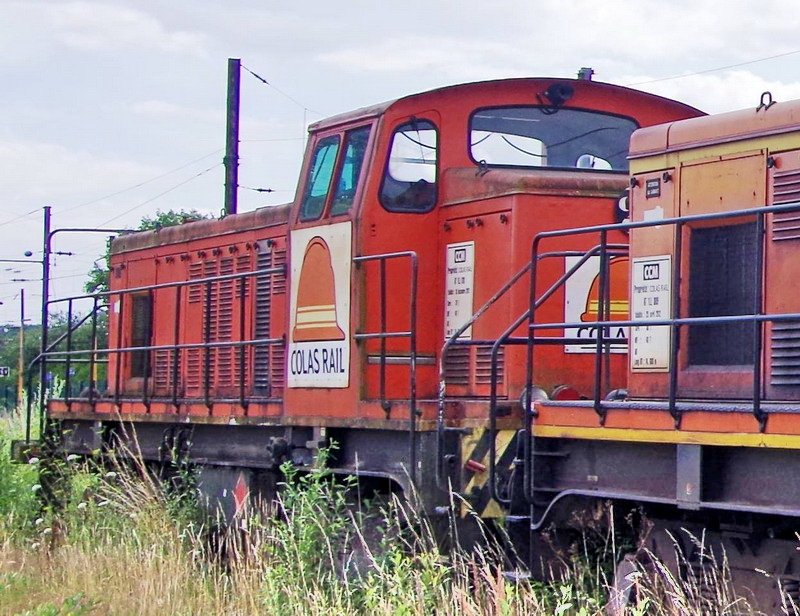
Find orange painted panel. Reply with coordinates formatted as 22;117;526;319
679;152;766;218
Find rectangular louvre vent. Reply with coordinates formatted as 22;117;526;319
188;262;203;303
153;349;173;393
773;169;800;205
772;211;800;242
272;249;287;294
216;258;234;386
270;345;285;394
773;170;800;241
444;345;470;386
771;321;800;386
236;254;251;296
186;348;201;393
204;347;216;387
253;250;274;394
201;259;219;388
475;345;505;385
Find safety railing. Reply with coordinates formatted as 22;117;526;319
435;260;530;490
521;200;800;512
353;250;419;478
434;244;628;498
27;263;286;441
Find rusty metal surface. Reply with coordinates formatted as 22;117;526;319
49;398;528;433
49;403;442;431
631;96;800;160
111;203;290;255
441;167;628;206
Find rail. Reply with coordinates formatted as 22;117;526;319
435;244;626;496
522;199;800;512
26;263;286;441
353;250;419;482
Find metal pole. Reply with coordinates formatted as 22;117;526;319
38;206;51;435
17;288;24;407
89;295;98;405
223;58;241;216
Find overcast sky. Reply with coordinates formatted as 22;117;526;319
1;0;800;325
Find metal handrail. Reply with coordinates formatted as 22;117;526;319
353;250;419;482
28;264;286;440
433;244;626;496
522;199;800;508
488;245;627;506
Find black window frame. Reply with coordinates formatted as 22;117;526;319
379;118;439;214
330;125;372;217
467;105;639;173
299;134;341;223
129;293;152;378
687;221;758;366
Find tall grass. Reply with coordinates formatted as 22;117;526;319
0;410;769;615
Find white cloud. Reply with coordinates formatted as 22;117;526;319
629;71;800;115
49;2;208;55
4;0;800;324
0;140;161;204
130;100;222;123
0;1;208;60
316;37;538;88
318;37;509;73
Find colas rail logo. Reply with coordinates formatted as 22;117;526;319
290;236;347;377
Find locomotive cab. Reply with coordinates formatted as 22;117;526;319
281;77;704;428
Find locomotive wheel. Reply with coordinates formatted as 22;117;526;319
336;497;388;580
637;519;800;614
606;553;640;615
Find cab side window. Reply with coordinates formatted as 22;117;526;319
300;135;340;222
331;126;371;216
380;119;438;212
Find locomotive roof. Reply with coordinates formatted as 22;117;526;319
111;76;703;256
111;202;291;255
630;95;800;158
308;76;703;133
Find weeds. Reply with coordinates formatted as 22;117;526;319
0;411;777;615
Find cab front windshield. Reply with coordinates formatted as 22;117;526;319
470;107;638;172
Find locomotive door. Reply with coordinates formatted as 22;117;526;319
358;109;443;409
283;123;373;419
676;151;766;399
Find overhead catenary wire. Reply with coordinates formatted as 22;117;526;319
241;64;325;118
627;48;800;86
240;185;289;193
97;162;222;227
57;149;225;215
0;150;225;234
0;207;44;229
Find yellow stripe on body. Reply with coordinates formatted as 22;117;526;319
533;424;800;449
584;300;629;315
295;307;337;325
297;304;336;313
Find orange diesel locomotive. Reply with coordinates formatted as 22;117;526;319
42;74;703;578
